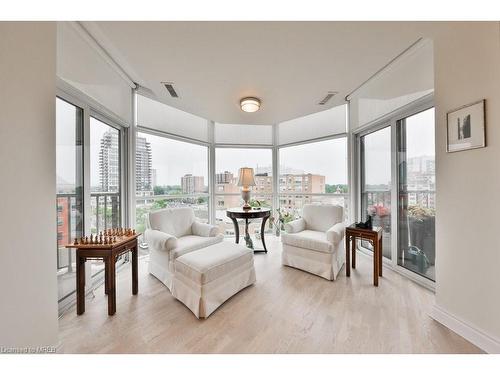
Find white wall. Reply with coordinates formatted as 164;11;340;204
432;22;500;352
0;23;59;347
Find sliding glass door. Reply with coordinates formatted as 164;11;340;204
360;126;392;259
357;104;436;284
397;108;436;280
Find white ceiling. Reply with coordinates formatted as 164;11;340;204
83;21;427;125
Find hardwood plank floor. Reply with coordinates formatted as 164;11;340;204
58;237;482;353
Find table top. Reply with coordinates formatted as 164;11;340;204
346;224;383;235
65;233;141;250
227;207;271;214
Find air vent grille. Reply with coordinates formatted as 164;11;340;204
162;82;178;98
318;91;337;105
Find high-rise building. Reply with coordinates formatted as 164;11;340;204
216;171;233;184
181;174;205;194
99;130;120;192
136;136;153;196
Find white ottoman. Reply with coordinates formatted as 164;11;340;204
171;241;256;318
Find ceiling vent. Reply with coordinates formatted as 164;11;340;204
318;91;337;105
162;82;179;98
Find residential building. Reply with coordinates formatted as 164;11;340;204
181;174;205;194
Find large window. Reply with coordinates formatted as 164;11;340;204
56;97;84;303
360;127;392;259
397;108;436;280
135;132;209;235
278;137;348;222
90;117;122;234
356;105;436;283
215;148;273;240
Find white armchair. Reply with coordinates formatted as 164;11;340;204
281;204;345;280
145;207;223;289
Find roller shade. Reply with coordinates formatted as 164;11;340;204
349;38;434;131
215;123;273;145
57;22;133;126
137;94;209;142
278;104;347;145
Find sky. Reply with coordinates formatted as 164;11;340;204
362;107;435;186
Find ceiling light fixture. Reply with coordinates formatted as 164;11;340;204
240;97;261;113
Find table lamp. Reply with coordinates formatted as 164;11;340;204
237;167;256;210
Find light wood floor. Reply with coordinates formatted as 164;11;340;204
58;237;482;353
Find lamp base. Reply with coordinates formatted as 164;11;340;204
241;189;251;210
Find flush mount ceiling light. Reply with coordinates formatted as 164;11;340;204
240;97;261;113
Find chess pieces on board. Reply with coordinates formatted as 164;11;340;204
72;227;137;246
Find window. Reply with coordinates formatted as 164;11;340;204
397;108;436;281
90;117;122;234
135;132;209;235
215;148;273;239
360;127;392;259
356;104;435;284
278;138;348;221
56;97;84;303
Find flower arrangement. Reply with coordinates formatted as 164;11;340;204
269;207;296;236
367;204;390;217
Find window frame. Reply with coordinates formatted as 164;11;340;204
135;126;211;225
277;133;350;221
353;93;435;290
56;86;130;314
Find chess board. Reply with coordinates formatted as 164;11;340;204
65;228;140;249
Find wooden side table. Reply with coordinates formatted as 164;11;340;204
66;233;140;315
345;225;383;286
226;207;271;253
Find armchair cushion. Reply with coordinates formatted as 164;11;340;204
170;234;224;260
284;218;306;234
192;221;220;237
281;230;333;253
326;222;345;245
145;229;178;252
147;207;195;238
303;204;343;232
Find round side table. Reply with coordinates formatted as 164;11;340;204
226;207;271;253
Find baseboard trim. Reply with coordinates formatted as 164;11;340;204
430;304;500;353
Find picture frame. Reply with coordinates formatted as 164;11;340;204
446;99;486;153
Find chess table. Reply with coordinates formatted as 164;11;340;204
66;232;140;315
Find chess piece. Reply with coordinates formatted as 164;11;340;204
99;235;103;245
113;236;117;243
85;236;89;245
90;234;94;243
80;237;84;245
104;236;108;245
74;238;78;245
132;229;136;235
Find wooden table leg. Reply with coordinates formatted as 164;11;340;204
230;217;239;244
260;215;269;253
378;237;383;277
108;255;116;315
104;257;109;295
351;236;356;269
76;253;86;315
373;239;379;287
132;243;138;295
346;235;351;277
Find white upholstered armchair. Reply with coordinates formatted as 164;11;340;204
145;207;223;289
281;204;345;280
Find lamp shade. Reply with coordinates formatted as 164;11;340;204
237;167;256;187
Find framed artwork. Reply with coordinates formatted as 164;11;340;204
446;99;486;153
